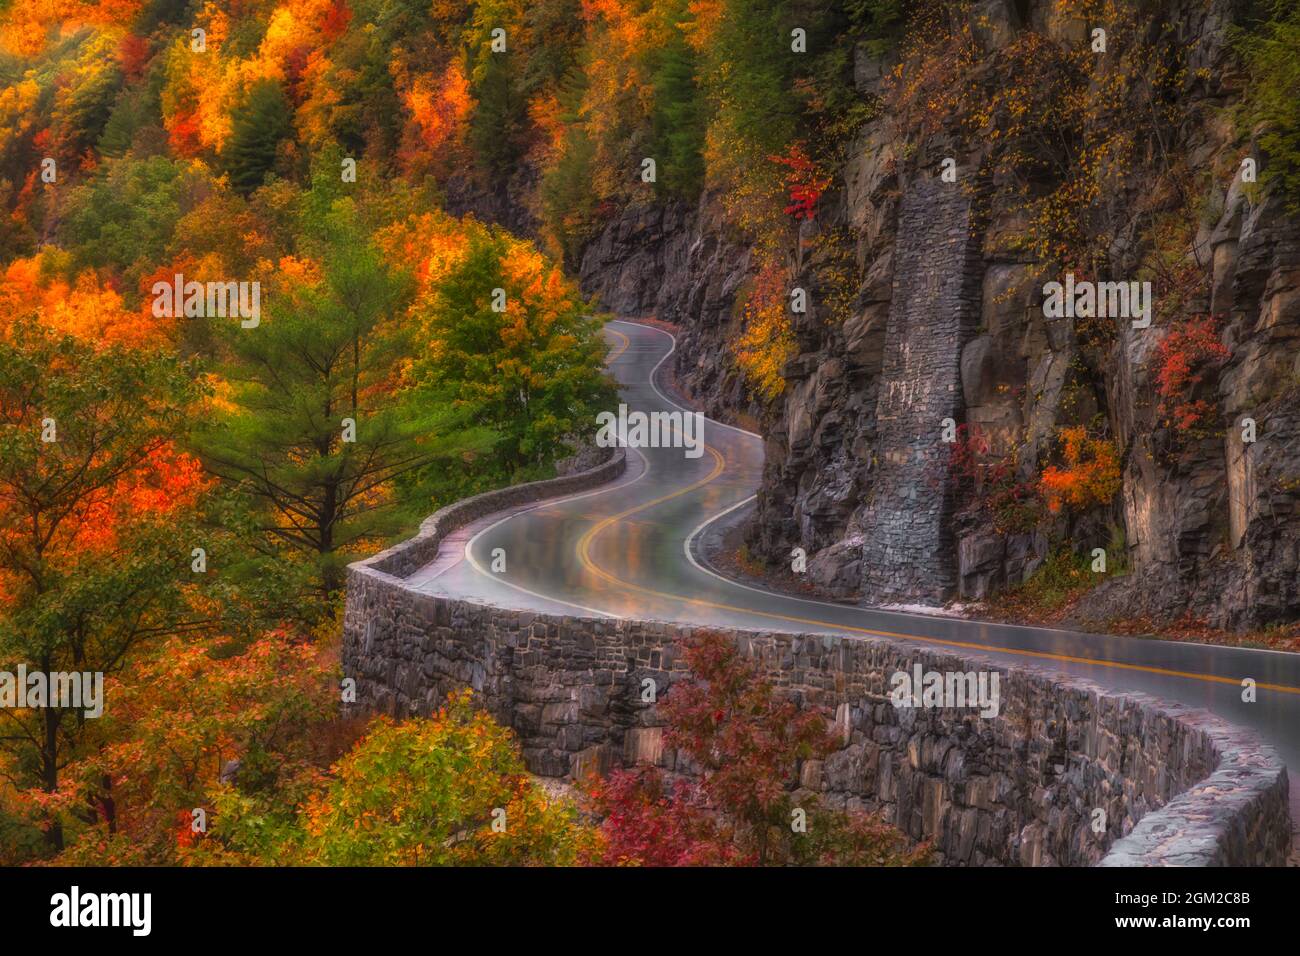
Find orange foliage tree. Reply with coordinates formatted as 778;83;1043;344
1039;426;1121;514
0;314;206;852
49;632;337;865
735;257;796;400
398;58;474;169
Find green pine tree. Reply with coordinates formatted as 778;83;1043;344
650;3;706;198
194;192;487;608
223;79;292;195
469;49;526;180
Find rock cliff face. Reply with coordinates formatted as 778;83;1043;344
575;0;1300;631
578;196;760;421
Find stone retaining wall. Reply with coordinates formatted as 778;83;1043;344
342;453;1290;867
857;175;985;604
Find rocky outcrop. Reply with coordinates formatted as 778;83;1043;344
575;0;1300;630
578;194;760;422
442;165;540;238
578;201;693;317
1080;188;1300;629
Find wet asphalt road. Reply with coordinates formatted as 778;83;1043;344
409;319;1300;828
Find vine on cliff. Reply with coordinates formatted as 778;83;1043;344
947;424;1044;535
884;0;1192;297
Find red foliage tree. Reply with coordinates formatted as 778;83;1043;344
117;34;151;81
167;110;202;157
659;632;829;862
1154;316;1231;432
769;142;831;220
586;632;930;866
319;0;352;41
583;767;737;866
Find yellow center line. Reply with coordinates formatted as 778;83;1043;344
605;327;630;362
574;437;1300;697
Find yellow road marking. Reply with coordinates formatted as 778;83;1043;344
606;327;630;362
573;436;1300;697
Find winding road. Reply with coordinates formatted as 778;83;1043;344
409;318;1300;831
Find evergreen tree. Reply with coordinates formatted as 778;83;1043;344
539;74;599;267
651;4;706;198
520;0;584;96
194;191;484;607
469;49;526;180
223;79;292;195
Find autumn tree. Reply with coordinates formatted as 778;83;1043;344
407;227;615;478
296;0;440;160
583;766;739;866
1154;317;1231;434
50;630;338;865
200;691;598;866
661;630;827;865
587;631;932;866
0;318;204;851
48;31;124;168
734;258;796;400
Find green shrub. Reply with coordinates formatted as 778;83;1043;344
1236;0;1300;211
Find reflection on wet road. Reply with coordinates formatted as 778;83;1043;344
409;319;1300;828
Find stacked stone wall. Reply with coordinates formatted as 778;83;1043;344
858;176;986;602
343;454;1290;865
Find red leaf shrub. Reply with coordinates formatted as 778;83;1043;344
769;142;831;221
586;632;932;867
1154;316;1230;432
